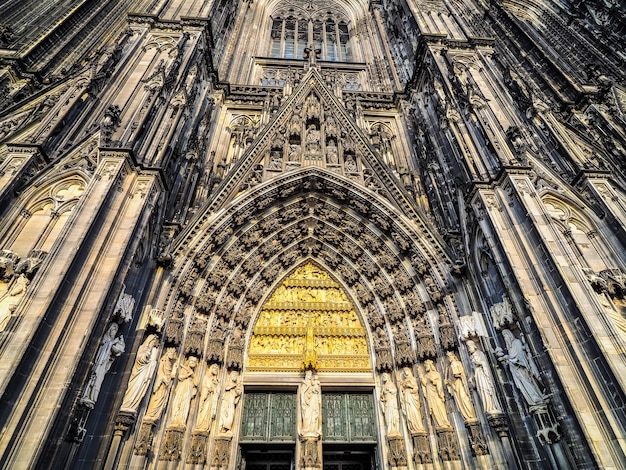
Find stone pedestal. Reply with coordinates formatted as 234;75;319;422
412;432;433;464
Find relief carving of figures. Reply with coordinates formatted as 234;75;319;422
195;363;220;431
144;348;177;422
466;340;503;415
81;323;125;407
496;330;546;406
300;370;321;437
169;356;199;427
0;274;29;332
421;360;451;428
380;372;401;437
399;367;425;434
218;370;243;436
120;335;159;414
444;351;476;421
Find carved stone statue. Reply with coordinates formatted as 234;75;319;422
497;330;546;406
144;348;177;422
300;370;321;437
218;370;243;435
169;356;199;427
0;274;29;332
195;363;220;431
114;291;135;324
305;125;321;154
380;372;401;437
445;351;476;421
399;367;425;434
81;323;125;406
466;340;502;415
421;360;451;428
120;335;159;414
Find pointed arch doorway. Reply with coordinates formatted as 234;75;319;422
239;262;378;469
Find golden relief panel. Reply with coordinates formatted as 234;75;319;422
247;263;371;372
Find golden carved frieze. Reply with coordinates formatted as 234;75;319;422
247;263;371;372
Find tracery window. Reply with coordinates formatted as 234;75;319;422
269;4;352;62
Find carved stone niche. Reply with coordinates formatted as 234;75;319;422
437;305;456;351
184;315;206;356
414;315;436;360
394;327;416;367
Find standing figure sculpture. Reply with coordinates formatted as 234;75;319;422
81;323;125;406
169;356;199;427
445;351;476;421
219;370;243;435
466;340;503;414
421;360;451;428
144;348;177;422
300;370;322;436
380;372;401;437
498;330;545;406
399;367;425;434
195;363;220;431
120;335;159;414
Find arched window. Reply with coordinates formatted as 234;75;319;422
269;3;352;62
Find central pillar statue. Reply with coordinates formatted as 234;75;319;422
298;368;322;470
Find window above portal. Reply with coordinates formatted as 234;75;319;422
269;1;352;62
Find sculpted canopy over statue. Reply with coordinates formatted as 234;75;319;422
380;372;401;437
445;351;476;421
466;340;502;415
81;323;125;406
120;335;159;414
169;356;199;427
218;370;243;435
195;363;220;431
144;348;177;422
421;360;451;428
300;370;322;437
399;367;425;434
497;330;546;406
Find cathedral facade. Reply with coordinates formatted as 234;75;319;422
0;0;625;468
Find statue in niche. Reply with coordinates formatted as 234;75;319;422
305;125;321;154
380;372;401;437
496;329;546;406
81;323;125;406
399;367;425;434
344;154;357;173
490;294;514;328
326;140;339;164
288;143;301;161
421;360;451;428
444;351;476;421
120;335;159;414
466;340;502;415
169;356;199;427
196;364;220;431
144;347;177;422
218;370;243;435
300;370;321;437
0;274;29;332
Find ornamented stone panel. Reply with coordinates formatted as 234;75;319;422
247;263;370;372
